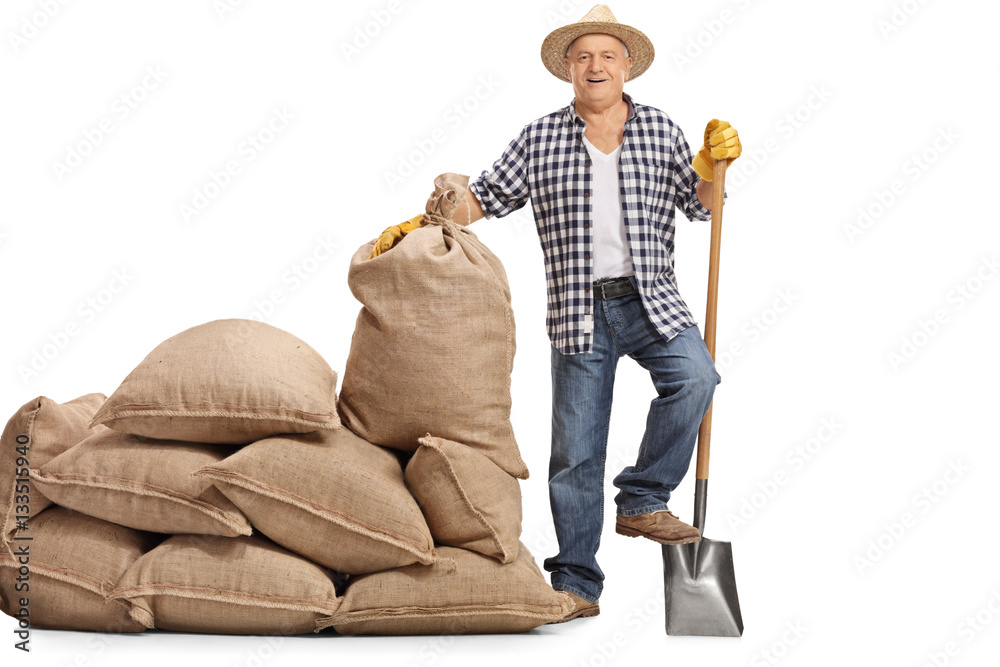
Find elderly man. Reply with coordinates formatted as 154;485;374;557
466;5;742;623
377;4;741;623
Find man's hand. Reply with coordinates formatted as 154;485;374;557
692;119;741;182
369;214;424;259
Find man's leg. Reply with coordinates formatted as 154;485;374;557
608;298;720;516
543;303;619;604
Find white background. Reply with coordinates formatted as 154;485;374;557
2;1;999;665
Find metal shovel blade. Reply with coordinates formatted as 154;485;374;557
662;537;743;637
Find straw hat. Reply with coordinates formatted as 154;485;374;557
540;4;655;82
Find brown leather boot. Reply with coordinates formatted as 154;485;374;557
548;591;600;624
615;510;701;545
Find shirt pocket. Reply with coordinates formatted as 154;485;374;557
624;156;671;219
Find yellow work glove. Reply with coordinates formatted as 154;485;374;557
692;119;741;182
368;213;424;259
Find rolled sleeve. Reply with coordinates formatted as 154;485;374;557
671;129;722;222
469;127;531;219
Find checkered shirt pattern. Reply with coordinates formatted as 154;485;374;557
469;93;712;355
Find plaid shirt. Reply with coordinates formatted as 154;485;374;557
469;93;712;355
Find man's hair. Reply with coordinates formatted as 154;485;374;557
565;36;630;59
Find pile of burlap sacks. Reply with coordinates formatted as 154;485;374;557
0;174;572;635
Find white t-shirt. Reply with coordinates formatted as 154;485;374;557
582;134;634;280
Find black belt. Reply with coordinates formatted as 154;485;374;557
594;277;636;300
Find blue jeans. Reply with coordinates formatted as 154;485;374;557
543;276;721;603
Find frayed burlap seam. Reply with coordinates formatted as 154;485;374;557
27;470;252;536
415;436;514;564
331;603;568;627
89;404;339;430
0;558;120;599
108;584;342;617
125;603;155;629
194;469;438;565
314;615;339;631
440;220;527;479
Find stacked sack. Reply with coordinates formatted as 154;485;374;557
2;320;346;634
1;174;572;636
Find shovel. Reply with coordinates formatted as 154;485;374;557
661;158;744;637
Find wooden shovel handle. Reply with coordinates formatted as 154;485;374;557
695;159;727;480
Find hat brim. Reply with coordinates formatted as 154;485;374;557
540;21;654;82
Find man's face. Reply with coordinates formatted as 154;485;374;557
564;33;632;109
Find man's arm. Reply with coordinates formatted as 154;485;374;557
696;178;715;211
454;126;532;226
453;189;486;226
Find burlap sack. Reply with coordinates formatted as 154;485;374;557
338;173;528;479
90;319;340;445
0;507;158;632
405;434;522;563
195;427;438;575
109;534;341;634
1;393;106;554
331;542;573;635
31;429;251;537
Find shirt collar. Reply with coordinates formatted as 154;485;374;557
565;92;639;127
